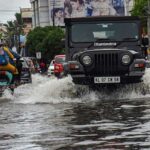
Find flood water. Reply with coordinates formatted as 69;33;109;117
1;69;150;150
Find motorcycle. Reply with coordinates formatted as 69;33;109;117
0;71;15;96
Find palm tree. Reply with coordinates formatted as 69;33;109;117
14;13;24;53
4;13;24;52
4;21;15;47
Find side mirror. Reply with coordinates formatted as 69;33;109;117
142;37;149;46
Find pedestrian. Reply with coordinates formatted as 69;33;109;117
40;61;46;73
142;32;149;58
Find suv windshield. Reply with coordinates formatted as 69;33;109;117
71;22;139;43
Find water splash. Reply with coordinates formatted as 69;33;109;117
13;75;82;104
3;68;150;104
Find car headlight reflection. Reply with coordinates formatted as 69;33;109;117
122;54;131;65
82;55;92;66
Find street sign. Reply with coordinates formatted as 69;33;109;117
36;52;41;59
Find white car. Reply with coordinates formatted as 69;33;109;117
47;60;54;76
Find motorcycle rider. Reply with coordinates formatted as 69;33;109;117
0;42;20;84
8;47;22;83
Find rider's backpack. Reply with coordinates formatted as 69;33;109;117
0;48;8;66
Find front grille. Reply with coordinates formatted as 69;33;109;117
94;53;119;75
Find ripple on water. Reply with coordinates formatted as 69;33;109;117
1;70;150;149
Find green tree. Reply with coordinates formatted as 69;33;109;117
15;13;23;26
4;13;24;50
0;33;2;39
131;0;149;32
14;13;24;53
4;21;15;47
26;26;65;60
131;0;148;16
26;27;50;55
42;27;65;60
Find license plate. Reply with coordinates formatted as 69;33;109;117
94;76;120;83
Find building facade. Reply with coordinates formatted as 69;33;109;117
20;8;32;34
30;0;134;28
30;0;50;27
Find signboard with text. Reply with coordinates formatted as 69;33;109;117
36;52;41;59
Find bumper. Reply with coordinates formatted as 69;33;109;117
67;59;145;85
71;75;143;85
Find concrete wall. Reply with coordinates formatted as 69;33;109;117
31;0;50;28
31;0;39;28
124;0;134;16
38;0;50;27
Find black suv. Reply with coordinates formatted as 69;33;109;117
64;16;146;85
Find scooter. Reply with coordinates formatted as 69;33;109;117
0;71;15;96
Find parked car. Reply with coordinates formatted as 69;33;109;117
47;59;55;76
54;55;66;78
20;57;32;84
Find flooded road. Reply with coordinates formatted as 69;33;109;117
1;69;150;150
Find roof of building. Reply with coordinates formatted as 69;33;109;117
21;8;32;18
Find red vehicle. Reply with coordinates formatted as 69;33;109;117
54;55;66;78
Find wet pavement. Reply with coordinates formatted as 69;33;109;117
1;70;150;150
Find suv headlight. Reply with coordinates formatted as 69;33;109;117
82;55;92;66
122;54;131;65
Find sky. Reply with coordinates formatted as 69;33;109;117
0;0;31;23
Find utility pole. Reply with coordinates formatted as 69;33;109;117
14;20;21;54
52;0;55;26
